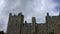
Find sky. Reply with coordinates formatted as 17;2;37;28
0;0;60;33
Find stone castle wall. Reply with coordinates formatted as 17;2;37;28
7;12;60;34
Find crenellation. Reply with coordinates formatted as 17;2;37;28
7;12;60;34
32;17;36;24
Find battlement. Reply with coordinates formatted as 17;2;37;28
46;12;60;21
46;12;60;17
9;12;23;16
9;12;60;23
7;12;60;34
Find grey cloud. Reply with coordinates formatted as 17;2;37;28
54;0;60;4
55;5;60;11
53;0;60;11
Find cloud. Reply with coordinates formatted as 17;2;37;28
0;0;59;33
24;0;58;23
53;0;60;11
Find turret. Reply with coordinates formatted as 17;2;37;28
17;12;24;25
21;14;24;23
32;17;36;24
17;12;24;34
46;12;50;22
46;13;52;34
32;17;36;34
7;12;24;34
7;13;13;34
46;12;50;34
8;13;12;22
8;13;12;21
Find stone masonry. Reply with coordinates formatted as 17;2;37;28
7;12;60;34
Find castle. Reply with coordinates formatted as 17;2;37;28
6;12;60;34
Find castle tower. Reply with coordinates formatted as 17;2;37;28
32;17;36;34
46;13;53;34
7;13;13;34
46;12;50;25
7;12;24;34
17;12;24;34
46;13;51;34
